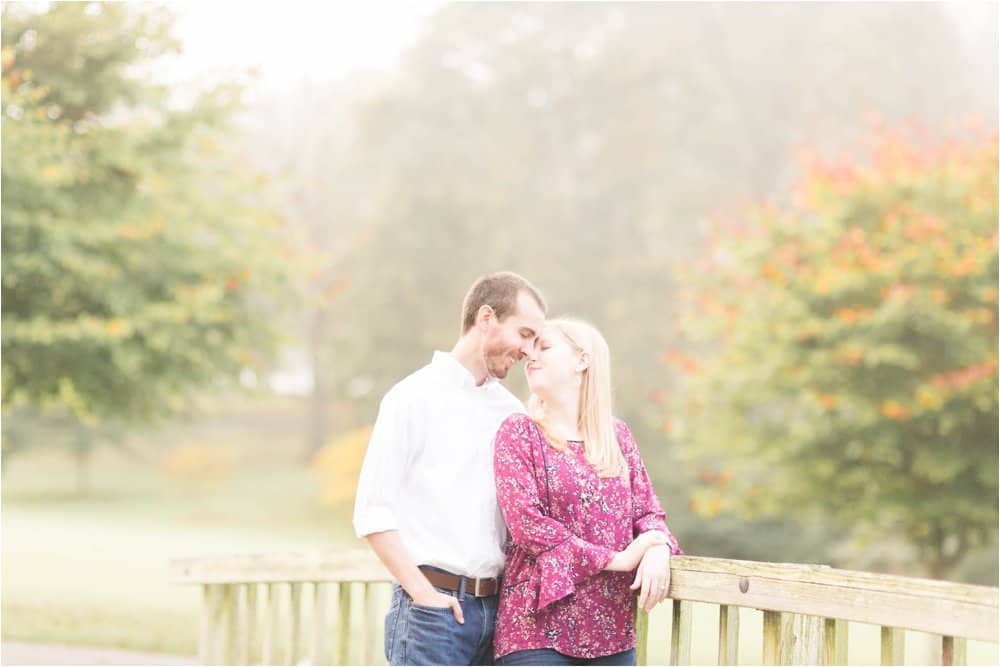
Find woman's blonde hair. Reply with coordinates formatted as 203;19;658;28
527;317;627;478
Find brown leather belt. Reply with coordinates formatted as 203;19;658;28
418;565;500;597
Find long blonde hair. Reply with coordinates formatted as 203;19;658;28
528;318;627;478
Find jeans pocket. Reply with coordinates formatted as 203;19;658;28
402;601;460;665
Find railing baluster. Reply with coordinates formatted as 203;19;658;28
235;584;249;665
262;583;277;665
289;582;302;665
199;584;216;665
337;581;353;665
823;618;847;665
364;582;378;665
763;611;782;665
718;604;739;665
670;599;692;665
940;635;967;666
311;582;328;666
880;626;904;665
634;605;649;665
246;583;258;665
220;583;238;665
788;614;823;664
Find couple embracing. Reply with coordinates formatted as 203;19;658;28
354;272;683;666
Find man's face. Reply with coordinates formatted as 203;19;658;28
482;291;546;380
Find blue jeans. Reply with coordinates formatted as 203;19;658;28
384;583;499;665
496;648;636;666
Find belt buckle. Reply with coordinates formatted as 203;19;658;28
472;578;482;596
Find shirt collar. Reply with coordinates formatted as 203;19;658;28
432;350;496;389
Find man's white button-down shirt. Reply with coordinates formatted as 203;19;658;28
353;351;525;578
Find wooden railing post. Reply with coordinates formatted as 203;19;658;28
823;618;847;665
245;583;258;665
788;614;824;665
220;583;237;665
262;582;278;665
310;581;328;665
363;582;378;665
718;605;740;665
670;599;692;665
763;611;781;665
633;606;649;665
289;582;302;665
880;626;904;665
337;582;352;665
938;635;967;666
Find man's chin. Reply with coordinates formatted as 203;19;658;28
489;365;509;380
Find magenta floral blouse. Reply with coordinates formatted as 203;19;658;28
493;413;683;660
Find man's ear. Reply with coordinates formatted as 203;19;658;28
477;304;495;330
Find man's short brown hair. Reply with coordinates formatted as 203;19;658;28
461;272;546;334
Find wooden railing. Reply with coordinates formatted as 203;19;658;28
170;552;998;665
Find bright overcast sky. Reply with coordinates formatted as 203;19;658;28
164;1;444;94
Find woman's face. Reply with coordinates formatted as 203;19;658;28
525;324;585;398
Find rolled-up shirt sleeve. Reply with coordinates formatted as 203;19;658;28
353;385;420;538
494;415;617;610
616;420;684;555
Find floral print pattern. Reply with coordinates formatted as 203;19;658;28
493;413;683;660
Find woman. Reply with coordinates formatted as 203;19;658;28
493;318;683;666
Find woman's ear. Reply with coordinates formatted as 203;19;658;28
576;352;591;374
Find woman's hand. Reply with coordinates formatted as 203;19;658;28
630;544;672;612
605;531;668;572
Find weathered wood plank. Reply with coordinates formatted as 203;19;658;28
670;599;692;665
939;635;967;666
171;550;389;585
235;584;249;666
668;557;991;605
666;558;997;641
245;584;258;666
718;604;739;665
221;584;237;665
880;626;904;665
823;618;847;666
788;614;824;665
762;611;782;666
289;582;302;666
634;605;649;666
310;582;327;666
338;582;352;665
363;582;377;666
261;583;277;666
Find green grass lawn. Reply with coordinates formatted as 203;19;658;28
2;440;363;656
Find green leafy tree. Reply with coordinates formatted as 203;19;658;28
666;122;998;580
1;3;288;474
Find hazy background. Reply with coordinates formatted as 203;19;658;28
2;1;997;663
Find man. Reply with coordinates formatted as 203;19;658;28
354;271;547;665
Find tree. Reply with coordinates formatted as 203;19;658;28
1;3;289;474
665;122;998;580
311;1;996;452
